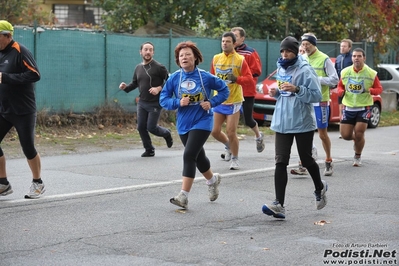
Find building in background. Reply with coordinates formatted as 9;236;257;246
40;0;104;26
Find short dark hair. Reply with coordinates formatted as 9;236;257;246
140;41;154;50
353;47;365;56
222;32;236;43
174;41;203;67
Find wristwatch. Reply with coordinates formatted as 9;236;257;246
295;86;300;93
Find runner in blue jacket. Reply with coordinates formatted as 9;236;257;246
160;41;229;209
262;36;328;219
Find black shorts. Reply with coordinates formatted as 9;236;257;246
340;107;371;125
0;113;38;159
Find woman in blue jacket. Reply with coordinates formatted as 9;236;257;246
160;41;229;209
262;36;328;219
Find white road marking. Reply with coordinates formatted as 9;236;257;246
3;166;277;204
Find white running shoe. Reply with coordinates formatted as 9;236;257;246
353;156;362;167
170;192;188;209
220;148;232;161
25;182;46;199
207;174;221;201
229;158;239;170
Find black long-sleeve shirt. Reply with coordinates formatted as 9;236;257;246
0;40;40;115
124;59;168;102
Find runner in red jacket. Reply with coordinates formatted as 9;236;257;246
231;27;265;153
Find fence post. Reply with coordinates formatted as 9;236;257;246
104;30;108;103
362;40;366;57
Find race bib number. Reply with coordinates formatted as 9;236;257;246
346;78;365;94
180;79;205;105
181;93;204;103
276;74;294;96
215;67;233;84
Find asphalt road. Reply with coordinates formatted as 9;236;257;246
1;126;398;266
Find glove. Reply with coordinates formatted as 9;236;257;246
227;73;237;83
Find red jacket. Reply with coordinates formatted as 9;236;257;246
235;43;262;97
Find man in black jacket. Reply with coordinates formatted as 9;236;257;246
335;39;353;129
119;42;173;157
0;20;45;199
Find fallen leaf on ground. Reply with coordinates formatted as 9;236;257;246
314;220;331;226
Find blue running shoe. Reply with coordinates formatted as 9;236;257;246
262;201;285;219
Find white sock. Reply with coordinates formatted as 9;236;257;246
206;175;216;185
180;190;189;197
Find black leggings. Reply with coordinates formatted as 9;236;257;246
179;129;211;178
274;131;323;206
0;113;38;159
242;97;257;129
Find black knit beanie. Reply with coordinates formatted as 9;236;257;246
280;36;299;55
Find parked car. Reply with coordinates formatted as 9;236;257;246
376;64;399;106
253;69;382;128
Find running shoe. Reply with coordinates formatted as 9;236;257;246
207;174;221;201
256;133;265;153
353;156;362;167
323;161;333;176
164;130;173;148
0;183;13;196
229;158;239;170
25;182;46;199
291;167;309;175
291;161;308;175
141;150;155;157
314;180;328;210
262;201;285;219
170;192;188;209
221;148;232;161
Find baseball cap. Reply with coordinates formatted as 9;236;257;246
0;20;14;35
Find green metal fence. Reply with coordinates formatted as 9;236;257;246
13;27;379;113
